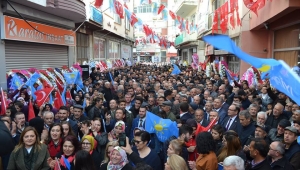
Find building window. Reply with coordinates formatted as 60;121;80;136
228;55;240;74
134;7;137;13
114;14;121;24
93;38;106;62
136;5;152;13
76;33;89;64
125;15;130;30
109;41;120;60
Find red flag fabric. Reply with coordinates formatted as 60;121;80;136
28;100;35;121
114;1;124;19
157;4;165;15
169;10;176;20
54;91;64;109
66;90;72;100
94;0;104;8
219;2;228;34
130;13;138;26
212;9;219;34
0;88;6;116
185;20;189;34
236;1;242;26
123;3;128;9
257;0;266;9
229;0;236;29
34;87;54;107
195;118;217;136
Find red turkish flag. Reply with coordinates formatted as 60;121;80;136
123;3;128;9
157;4;165;15
94;0;103;8
169;11;176;20
34;87;54;107
195;118;217;136
212;9;219;34
54;91;64;109
0;88;6;116
114;1;124;19
229;0;236;29
28;100;35;121
186;20;189;34
220;2;228;34
130;13;138;26
65;90;72;100
258;0;266;9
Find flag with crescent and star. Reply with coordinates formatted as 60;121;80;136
34;87;54;107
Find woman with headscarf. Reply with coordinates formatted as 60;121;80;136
100;146;132;170
108;121;127;142
81;135;102;170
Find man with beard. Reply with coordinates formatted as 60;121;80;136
268;119;291;142
162;125;193;163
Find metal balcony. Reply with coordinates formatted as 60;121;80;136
174;0;197;18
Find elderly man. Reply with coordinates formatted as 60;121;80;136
268;119;291;142
267;141;294;170
256;111;267;126
223;156;245;170
159;101;176;121
265;103;288;128
43;111;54;130
194;109;209;127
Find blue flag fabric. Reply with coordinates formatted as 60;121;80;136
61;85;67;105
63;72;77;85
11;74;23;90
171;64;181;75
25;72;40;87
145;111;178;142
203;35;300;105
225;69;234;85
109;72;115;86
75;72;84;89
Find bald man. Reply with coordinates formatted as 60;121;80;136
265;103;288;128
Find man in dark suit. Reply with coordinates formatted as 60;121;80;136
179;102;193;125
130;106;147;141
265;103;288;129
213;97;228;124
187;88;197;103
194;109;209;127
58;106;78;136
222;104;241;133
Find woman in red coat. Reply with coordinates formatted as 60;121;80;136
47;123;63;158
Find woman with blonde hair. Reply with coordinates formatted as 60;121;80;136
7;126;50;170
217;130;246;162
165;154;188;170
167;139;183;157
102;141;119;165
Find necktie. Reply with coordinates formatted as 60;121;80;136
139;119;143;127
226;118;232;130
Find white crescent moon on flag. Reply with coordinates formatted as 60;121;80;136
37;91;46;103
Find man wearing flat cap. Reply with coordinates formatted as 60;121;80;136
284;126;300;169
70;104;89;123
268;119;291;142
157;101;176;121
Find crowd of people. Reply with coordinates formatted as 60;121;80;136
0;64;300;170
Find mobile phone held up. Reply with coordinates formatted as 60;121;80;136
119;133;126;147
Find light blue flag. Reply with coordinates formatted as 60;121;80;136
11;74;23;90
75;72;84;89
203;35;300;105
162;9;168;21
145;111;178;142
225;69;234;85
61;85;67;105
30;85;37;100
171;64;181;75
109;72;115;86
152;2;158;14
124;8;132;21
25;72;41;87
82;98;87;116
63;72;77;85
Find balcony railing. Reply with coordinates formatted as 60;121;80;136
174;0;198;17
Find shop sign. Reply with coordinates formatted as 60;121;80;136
121;45;131;59
134;52;155;56
214;50;229;55
1;16;76;46
90;5;103;25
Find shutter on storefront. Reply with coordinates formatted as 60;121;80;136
5;41;68;72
